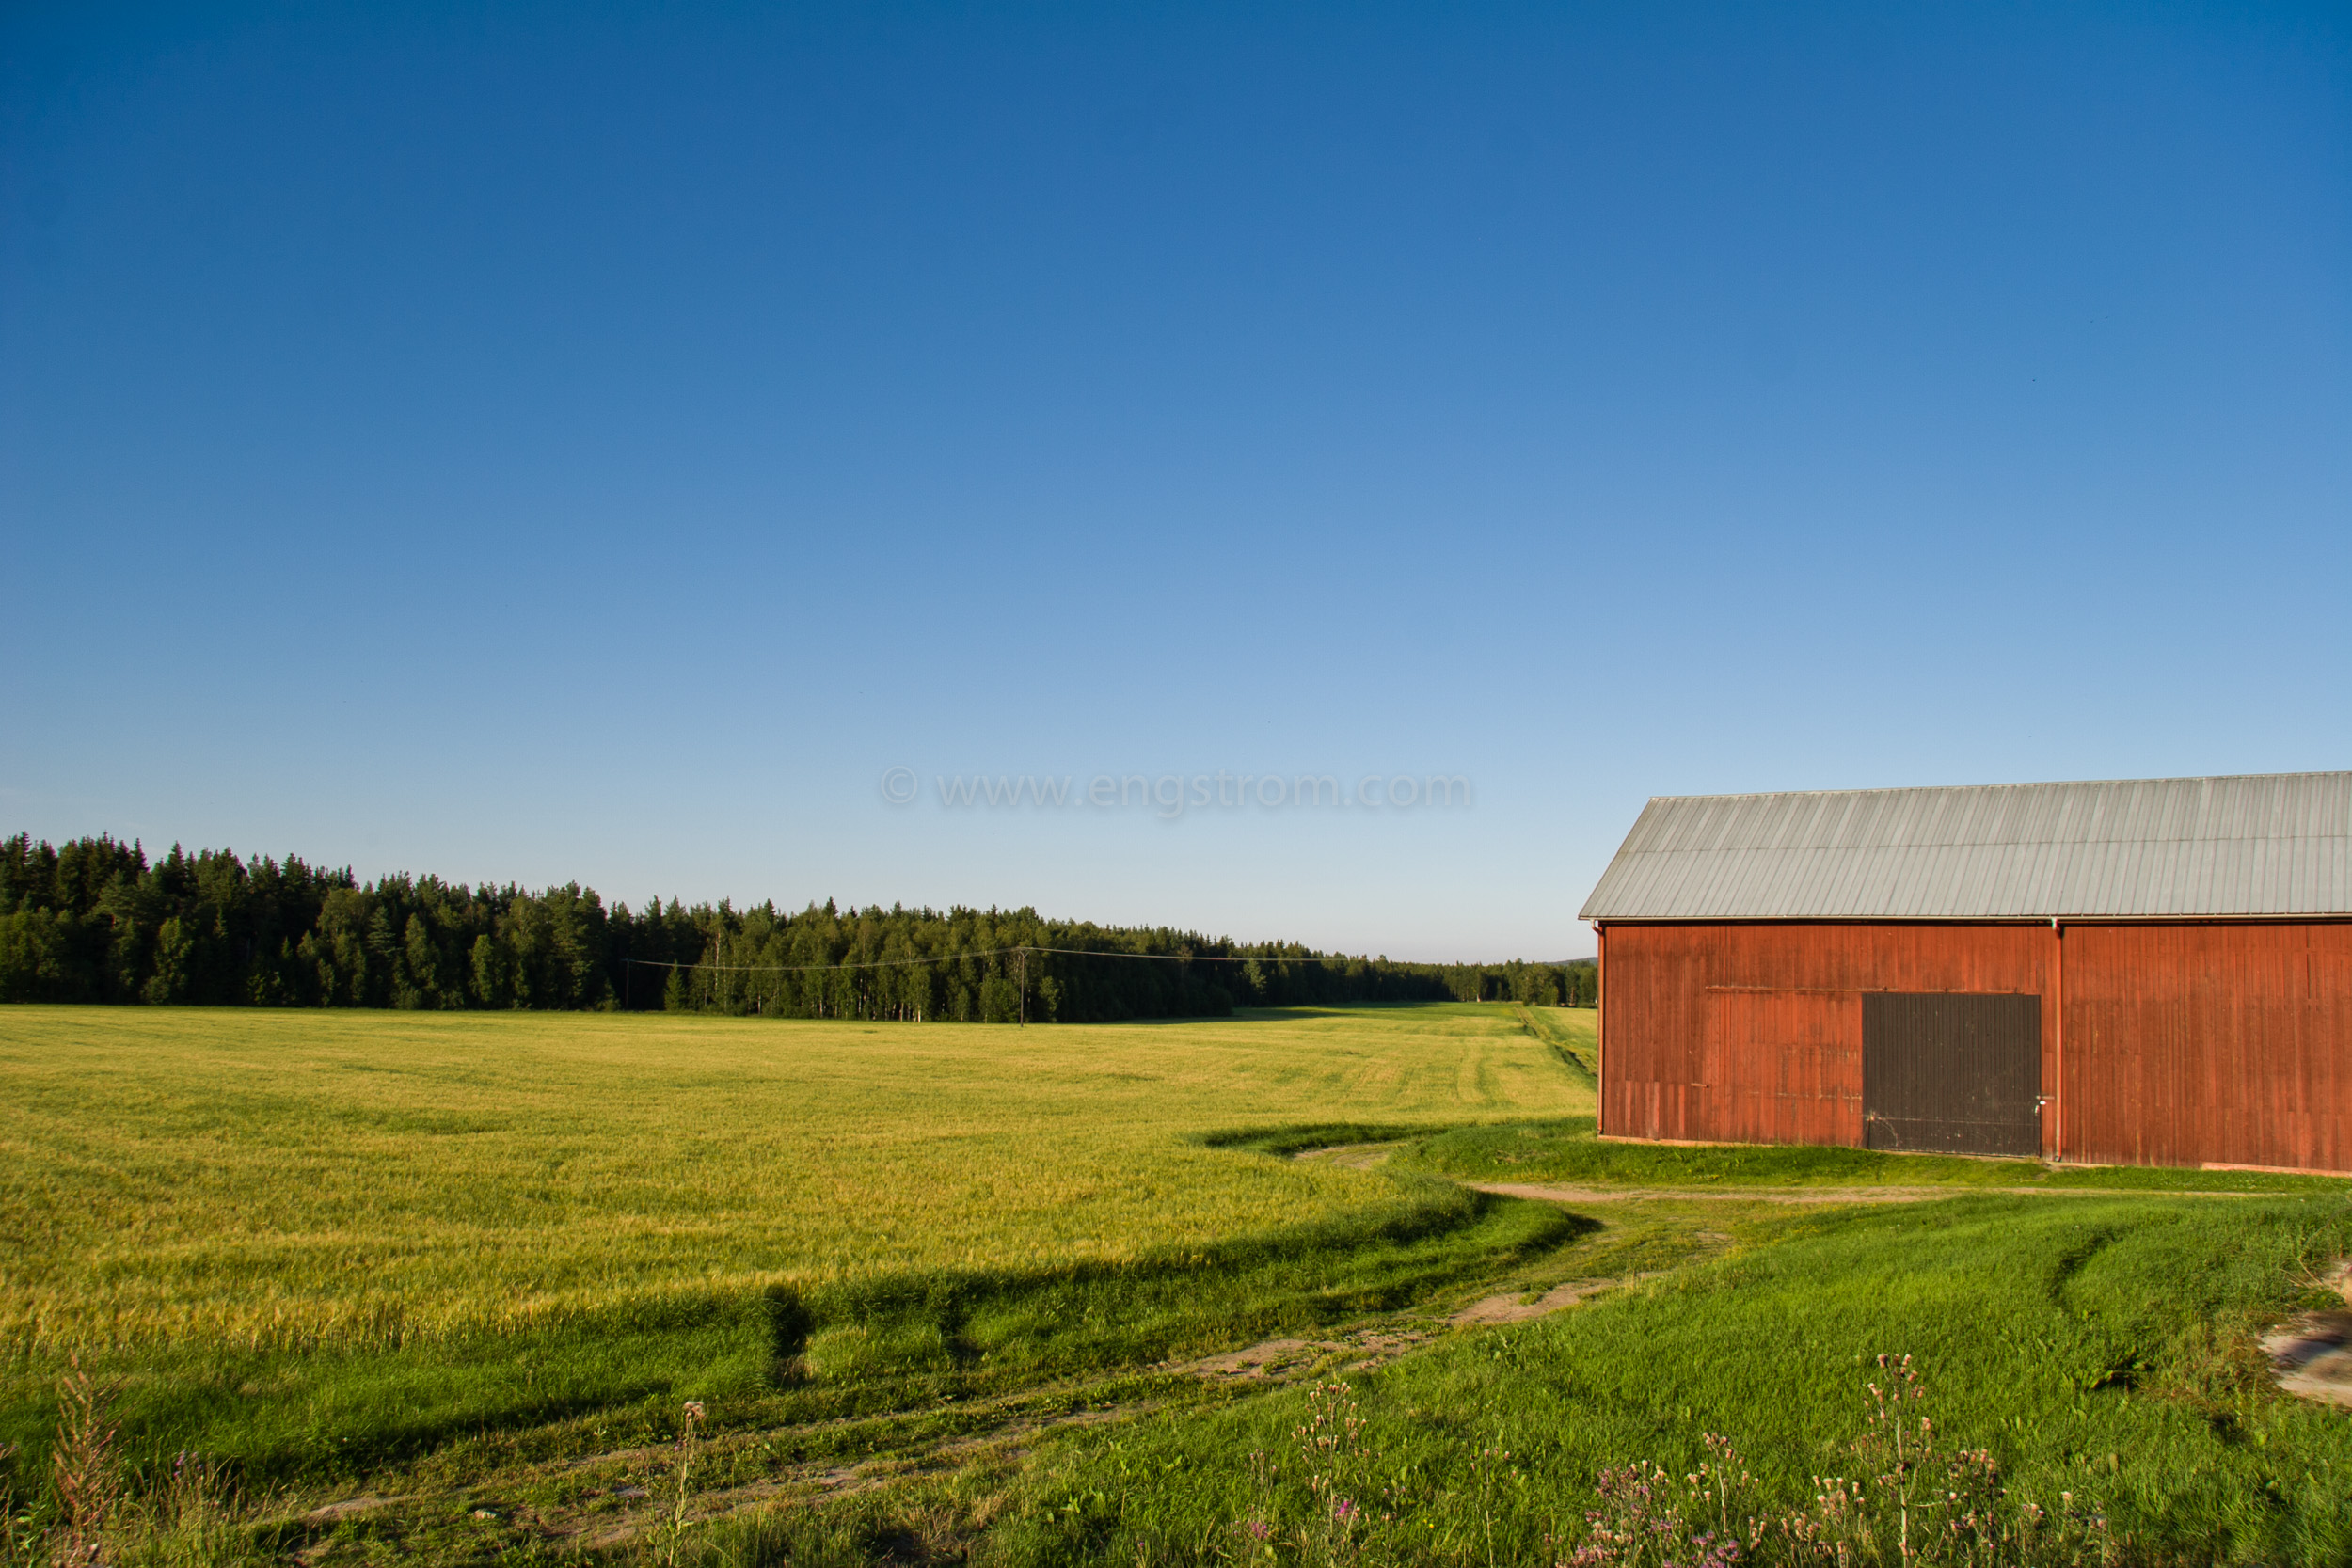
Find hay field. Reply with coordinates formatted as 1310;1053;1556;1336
0;1003;1590;1355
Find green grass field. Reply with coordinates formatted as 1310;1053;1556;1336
0;1004;1589;1516
3;1001;2348;1567
1405;1117;2349;1193
0;1002;1583;1354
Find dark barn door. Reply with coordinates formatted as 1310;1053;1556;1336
1862;993;2042;1156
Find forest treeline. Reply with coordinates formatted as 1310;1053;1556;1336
0;834;1597;1022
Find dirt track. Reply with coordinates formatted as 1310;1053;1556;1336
1295;1141;2267;1205
1469;1179;2267;1205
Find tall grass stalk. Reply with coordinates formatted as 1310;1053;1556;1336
47;1360;119;1568
664;1399;707;1567
116;1455;245;1568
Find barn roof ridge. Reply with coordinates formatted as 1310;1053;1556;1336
1581;770;2352;921
1639;768;2352;805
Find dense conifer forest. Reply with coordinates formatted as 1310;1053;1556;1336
0;834;1596;1022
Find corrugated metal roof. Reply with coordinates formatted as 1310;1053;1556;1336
1579;771;2352;920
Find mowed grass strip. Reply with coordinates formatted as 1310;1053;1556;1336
1407;1116;2350;1193
0;1003;1589;1354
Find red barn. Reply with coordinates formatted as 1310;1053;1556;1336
1580;772;2352;1174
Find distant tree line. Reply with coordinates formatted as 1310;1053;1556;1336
0;833;1597;1021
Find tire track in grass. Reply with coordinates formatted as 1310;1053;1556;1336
389;1319;1470;1554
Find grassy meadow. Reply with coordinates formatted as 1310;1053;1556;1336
0;1002;1595;1512
1001;1192;2352;1568
3;999;2349;1567
1;1001;1584;1354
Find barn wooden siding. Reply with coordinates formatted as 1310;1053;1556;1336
1597;919;2352;1172
1597;923;2052;1150
2062;922;2352;1172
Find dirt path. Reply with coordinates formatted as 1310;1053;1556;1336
537;1310;1515;1553
1450;1278;1630;1325
1475;1180;1977;1206
1295;1140;2266;1205
559;1398;1152;1551
1471;1180;2268;1206
2265;1260;2352;1411
287;1377;1189;1558
299;1323;1449;1557
1176;1322;1435;1382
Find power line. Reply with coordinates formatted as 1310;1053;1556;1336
626;944;1344;976
629;951;1004;975
1026;945;1329;964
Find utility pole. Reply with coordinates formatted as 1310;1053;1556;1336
1017;946;1027;1026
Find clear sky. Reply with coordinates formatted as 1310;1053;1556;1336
3;4;2345;961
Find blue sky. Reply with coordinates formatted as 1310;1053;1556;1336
3;3;2345;960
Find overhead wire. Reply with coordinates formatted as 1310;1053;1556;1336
626;944;1334;975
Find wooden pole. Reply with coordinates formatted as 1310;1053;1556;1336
2052;917;2065;1164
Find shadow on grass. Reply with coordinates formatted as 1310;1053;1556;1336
1192;1120;1468;1157
0;1175;1591;1493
